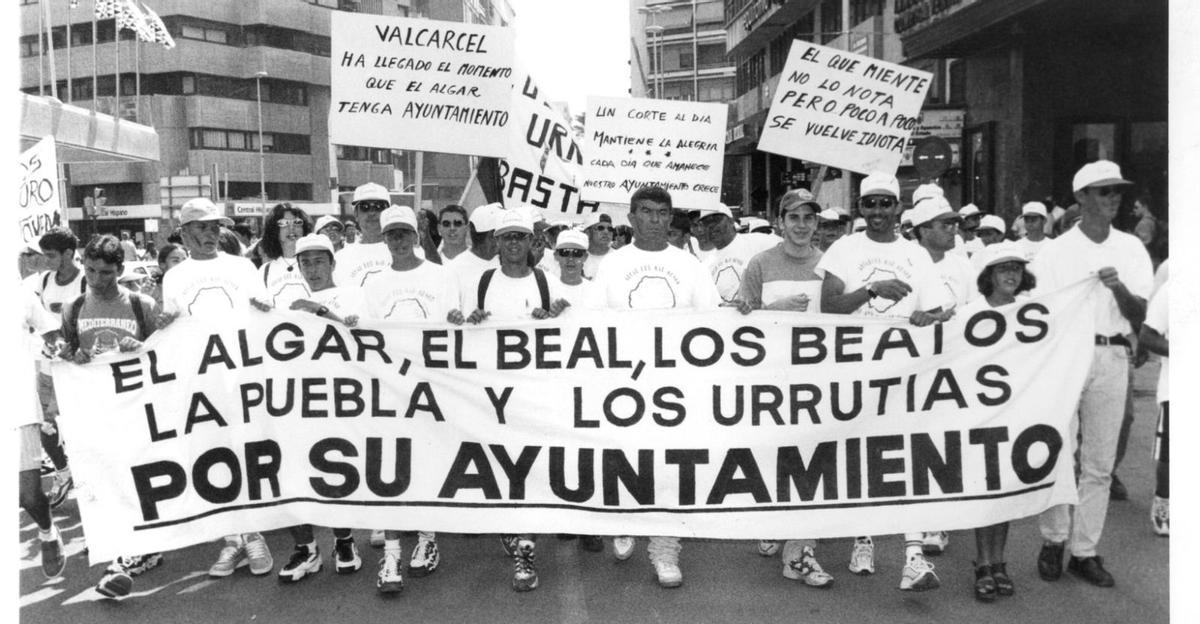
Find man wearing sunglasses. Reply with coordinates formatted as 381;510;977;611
1029;160;1153;588
817;172;951;592
550;229;592;305
335;183;413;288
695;203;778;304
437;204;471;261
314;215;346;252
581;212;613;278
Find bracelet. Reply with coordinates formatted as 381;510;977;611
316;306;330;317
865;283;876;298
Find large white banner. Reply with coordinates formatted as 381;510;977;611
758;41;933;175
329;12;515;157
582;96;727;210
54;283;1096;561
498;72;598;221
17;136;65;246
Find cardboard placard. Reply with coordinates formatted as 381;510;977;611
17;136;65;245
582;96;727;210
758;42;933;175
329;12;515;157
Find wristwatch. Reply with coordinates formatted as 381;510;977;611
865;282;877;298
316;306;330;317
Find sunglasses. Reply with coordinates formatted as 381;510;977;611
355;202;388;212
591;225;614;233
861;197;897;209
440;219;465;227
556;249;586;258
499;232;530;242
1093;185;1124;197
277;218;305;228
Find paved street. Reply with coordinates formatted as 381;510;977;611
18;362;1169;624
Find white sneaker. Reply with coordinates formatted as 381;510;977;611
899;553;940;591
758;540;781;557
848;538;875;575
377;551;404;594
278;545;321;583
243;532;273;575
408;536;439;577
783;547;834;587
1152;496;1169;536
613;536;636;561
208;539;247;578
370;529;385;548
921;531;949;556
653;559;682;588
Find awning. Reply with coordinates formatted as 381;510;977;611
19;93;160;163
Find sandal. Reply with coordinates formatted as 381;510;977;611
990;562;1014;596
974;563;997;602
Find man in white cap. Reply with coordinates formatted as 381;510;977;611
816;207;846;251
357;205;459;594
817;171;950;592
334;183;418;289
852;217;867;233
909;183;968;256
911;196;978;311
313;215;346;252
550;228;592;305
958;204;985;256
976;214;1006;246
161;197;275;579
446;202;503;312
1031;160;1152;588
1015;201;1051;260
695;202;778;304
581;212;614;278
585;185;719;589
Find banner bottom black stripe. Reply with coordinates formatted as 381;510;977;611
134;482;1055;531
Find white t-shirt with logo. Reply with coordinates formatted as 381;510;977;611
308;286;366;320
704;232;780;303
1144;281;1168;403
552;278;593;310
816;232;949;318
585;244;720;311
333;242;393;290
447;251;500;312
260;256;312;309
932;252;979;309
362;261;459;322
163;253;266;318
33;268;86;320
471;270;551;321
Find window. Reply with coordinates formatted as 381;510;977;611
850;0;884;27
190;128;310;154
19;36;37;58
697;43;727;70
182;75;195;94
698;77;734;102
181;25;205;40
179;22;230;45
735;49;765;97
227;132;246;150
819;0;842;44
202;130;228;149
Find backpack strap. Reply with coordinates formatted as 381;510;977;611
130;294;149;341
476;268;496;312
66;294;86;349
533;267;550;310
262;261;272;286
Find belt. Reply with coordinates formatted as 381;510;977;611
1095;334;1131;348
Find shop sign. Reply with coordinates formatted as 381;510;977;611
900;109;964;166
894;0;976;35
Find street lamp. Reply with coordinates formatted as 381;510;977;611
254;70;268;213
645;25;664;98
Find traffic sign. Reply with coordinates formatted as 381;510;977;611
912;135;953;178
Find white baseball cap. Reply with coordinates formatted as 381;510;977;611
469;202;504;232
555;229;588;250
313;215;343;233
352;182;390;204
740;216;771;233
180;198;233;226
494;210;534;236
909;196;958;227
978;214;1006;233
959;203;981;218
295;233;335;256
852;217;867;231
515;204;546;224
911;183;945;207
380;205;418;233
697;203;733;219
900;210;914;226
859;172;900;198
1021;201;1049;218
582;212;614;230
979;241;1030;268
1072;160;1132;192
818;208;841;222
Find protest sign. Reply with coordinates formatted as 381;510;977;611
54;282;1096;561
17;136;65;246
329;12;515;157
582;96;727;209
499;72;598;221
758;41;933;175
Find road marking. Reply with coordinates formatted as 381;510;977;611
18;534;90;572
176;578;220;594
60;571;208;605
19;587;65;608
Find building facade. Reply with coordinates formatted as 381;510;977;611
19;0;512;242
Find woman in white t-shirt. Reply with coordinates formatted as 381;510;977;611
258;203;314;309
963;242;1037;603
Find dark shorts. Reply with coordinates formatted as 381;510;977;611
1154;402;1169;463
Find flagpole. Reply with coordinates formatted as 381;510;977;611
91;9;97;111
66;3;73;102
115;16;120;119
44;0;58;99
37;1;44;96
135;36;141;122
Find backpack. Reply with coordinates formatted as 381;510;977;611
67;291;150;344
476;268;550;312
39;270;86;307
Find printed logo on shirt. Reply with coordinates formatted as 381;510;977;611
714;265;741;303
187;287;236;316
78;318;139;334
270;283;311;308
864;267;901;314
91;329;123;355
629;276;677;309
385;298;429;320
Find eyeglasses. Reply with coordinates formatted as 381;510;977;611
499;232;530;242
591;225;613;233
277;218;305;228
440;219;465;227
355;202;388;212
861;197;897;209
1093;185;1125;197
556;249;586;258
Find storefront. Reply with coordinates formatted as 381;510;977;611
897;0;1168;225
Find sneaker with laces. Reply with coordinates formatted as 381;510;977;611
408;536;439;577
278;545;321;583
512;540;538;592
501;535;521;557
96;563;132;598
921;531;949;556
377;551;404;594
899;553;940;591
652;558;683;588
783;547;834;587
370;529;385;548
334;538;362;574
848;538;875;575
243;532;274;575
208;539;247;578
118;553;163;577
613;536;636;561
40;455;55;476
48;473;74;509
1152;496;1169;536
758;540;781;557
39;532;66;579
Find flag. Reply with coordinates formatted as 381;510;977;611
140;2;176;49
95;0;120;20
116;0;155;43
